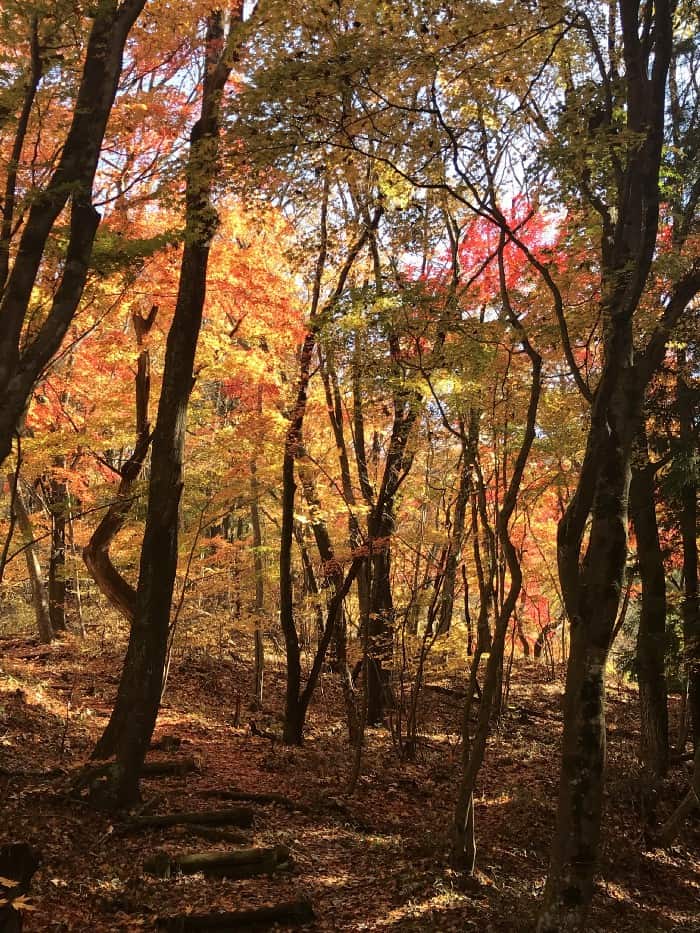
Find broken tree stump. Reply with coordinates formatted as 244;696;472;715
130;807;254;830
144;844;290;879
156;899;314;930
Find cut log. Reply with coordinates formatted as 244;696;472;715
130;807;254;830
156;899;314;930
144;844;290;879
199;788;300;810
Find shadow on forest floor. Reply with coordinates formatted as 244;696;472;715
1;628;698;931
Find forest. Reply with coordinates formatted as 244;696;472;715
0;0;698;930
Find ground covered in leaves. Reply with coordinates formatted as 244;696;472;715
1;626;698;932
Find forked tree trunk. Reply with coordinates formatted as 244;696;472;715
84;310;156;626
538;2;676;926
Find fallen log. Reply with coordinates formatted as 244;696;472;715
156;899;314;931
199;788;300;810
144;844;290;879
130;807;254;830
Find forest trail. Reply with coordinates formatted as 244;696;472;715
1;633;698;931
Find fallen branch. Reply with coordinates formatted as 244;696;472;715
656;748;700;847
199;788;300;810
130;807;254;830
156;899;314;930
72;757;200;793
172;825;251;845
144;844;290;879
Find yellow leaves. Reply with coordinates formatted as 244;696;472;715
375;162;413;211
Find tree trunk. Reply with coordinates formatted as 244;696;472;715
9;474;53;644
366;540;394;725
437;448;470;636
539;2;675;925
90;14;239;803
48;472;68;633
278;193;379;745
84;316;155;623
0;0;146;469
630;427;668;777
250;442;265;709
677;351;699;751
451;274;541;870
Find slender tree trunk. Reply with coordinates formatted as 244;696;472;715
48;472;68;633
677;351;699;750
250;457;265;709
8;475;52;644
451;262;541;869
630;427;668;777
90;13;239;804
366;539;394;725
279;196;380;744
437;448;470;636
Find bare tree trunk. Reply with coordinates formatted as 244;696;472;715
47;469;68;633
677;349;699;751
538;3;677;926
250;456;265;709
279;191;380;744
437;448;470;635
8;474;52;644
630;426;668;778
451;249;541;870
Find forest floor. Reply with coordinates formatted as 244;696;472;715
1;624;699;932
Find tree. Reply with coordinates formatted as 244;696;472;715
0;0;147;468
90;8;244;805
